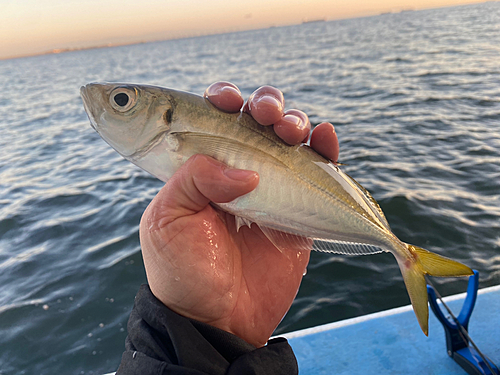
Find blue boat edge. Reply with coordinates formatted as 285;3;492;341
280;283;500;374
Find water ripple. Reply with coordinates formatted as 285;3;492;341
0;2;499;373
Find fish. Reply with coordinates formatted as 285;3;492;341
80;82;473;335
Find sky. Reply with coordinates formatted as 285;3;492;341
0;0;487;60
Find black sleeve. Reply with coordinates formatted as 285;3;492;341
116;284;298;375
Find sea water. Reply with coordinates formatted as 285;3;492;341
0;2;499;373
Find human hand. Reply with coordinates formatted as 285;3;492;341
140;82;339;347
204;82;339;161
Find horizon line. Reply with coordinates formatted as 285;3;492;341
0;1;490;62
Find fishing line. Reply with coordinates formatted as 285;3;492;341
426;277;496;375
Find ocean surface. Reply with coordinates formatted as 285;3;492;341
1;2;499;373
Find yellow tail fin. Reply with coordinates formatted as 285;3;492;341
399;244;473;336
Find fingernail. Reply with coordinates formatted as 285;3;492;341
204;82;241;101
204;83;218;98
291;114;307;130
251;95;283;111
221;85;240;96
223;168;258;181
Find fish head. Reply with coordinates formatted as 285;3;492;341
80;82;176;159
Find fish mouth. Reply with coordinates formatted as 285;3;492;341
80;85;99;131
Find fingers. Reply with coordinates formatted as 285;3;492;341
205;82;339;160
310;122;340;162
143;155;259;229
204;82;244;113
274;109;311;145
244;86;284;125
244;86;312;146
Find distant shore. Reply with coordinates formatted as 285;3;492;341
0;41;147;61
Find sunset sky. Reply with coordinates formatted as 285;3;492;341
0;0;486;60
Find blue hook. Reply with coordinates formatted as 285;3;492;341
427;270;499;375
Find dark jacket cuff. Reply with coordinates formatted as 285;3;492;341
116;284;298;375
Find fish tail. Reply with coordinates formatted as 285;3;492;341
398;243;473;336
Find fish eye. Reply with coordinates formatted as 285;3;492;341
114;93;129;106
109;87;138;112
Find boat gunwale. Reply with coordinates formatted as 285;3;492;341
279;284;500;339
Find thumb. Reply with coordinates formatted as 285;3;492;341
143;154;259;228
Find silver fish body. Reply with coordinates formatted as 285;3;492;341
81;82;472;335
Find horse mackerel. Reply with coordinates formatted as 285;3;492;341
80;82;473;335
